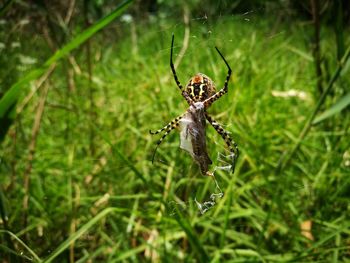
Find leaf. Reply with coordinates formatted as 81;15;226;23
0;102;16;142
313;92;350;125
0;0;133;118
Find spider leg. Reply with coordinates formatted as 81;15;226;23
204;47;232;108
205;113;239;173
150;114;183;163
149;115;183;135
170;34;183;91
170;34;194;106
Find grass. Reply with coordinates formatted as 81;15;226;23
1;10;350;263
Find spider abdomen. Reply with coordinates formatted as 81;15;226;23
186;73;216;102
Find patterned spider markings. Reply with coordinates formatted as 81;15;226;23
150;34;239;175
186;73;216;102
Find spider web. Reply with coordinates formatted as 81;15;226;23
147;9;248;216
165;150;236;215
142;4;285;216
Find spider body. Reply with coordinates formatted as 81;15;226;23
150;34;239;175
185;73;216;102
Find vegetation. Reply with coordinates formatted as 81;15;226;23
0;0;350;262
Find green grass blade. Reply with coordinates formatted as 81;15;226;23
276;44;350;172
290;224;350;262
92;123;152;189
0;230;42;262
0;0;14;17
43;0;133;67
219;188;233;248
313;92;350;124
43;207;125;263
114;244;147;262
0;0;133;118
172;207;209;263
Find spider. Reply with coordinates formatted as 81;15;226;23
149;34;239;175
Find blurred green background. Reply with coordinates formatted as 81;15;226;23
1;0;350;262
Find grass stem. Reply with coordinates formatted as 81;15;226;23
276;44;350;173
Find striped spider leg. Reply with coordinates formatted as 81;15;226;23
149;34;195;163
170;33;194;106
205;113;239;173
202;47;239;172
203;47;232;109
149;114;184;163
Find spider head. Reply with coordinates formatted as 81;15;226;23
186;73;216;102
